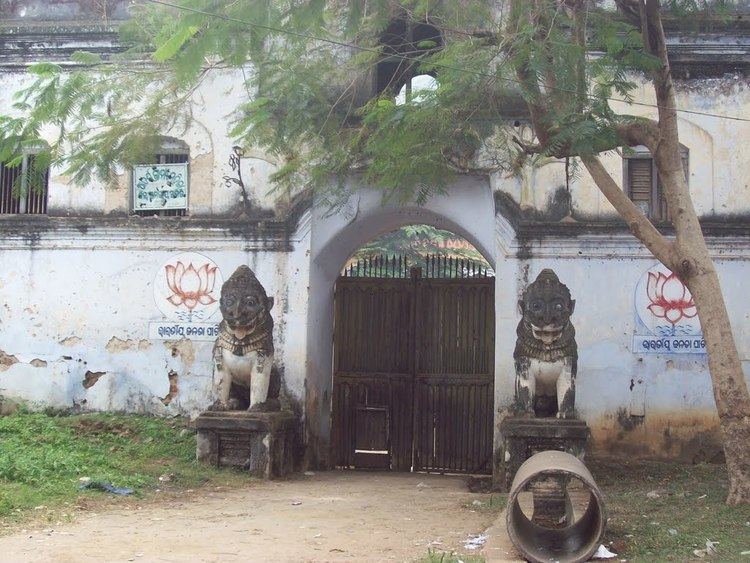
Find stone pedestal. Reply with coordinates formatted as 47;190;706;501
196;410;298;479
498;417;589;491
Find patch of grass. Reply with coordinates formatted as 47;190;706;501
464;493;507;514
0;412;247;525
591;457;750;561
419;548;485;563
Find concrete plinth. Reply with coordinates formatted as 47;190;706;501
196;410;298;479
498;417;589;491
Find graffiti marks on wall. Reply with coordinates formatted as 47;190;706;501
633;263;705;354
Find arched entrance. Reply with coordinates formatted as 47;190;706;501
304;178;499;469
331;240;495;473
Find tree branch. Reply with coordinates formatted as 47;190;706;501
512;117;659;159
615;119;661;151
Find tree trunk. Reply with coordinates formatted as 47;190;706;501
514;0;750;503
642;0;750;505
684;255;750;505
588;137;750;506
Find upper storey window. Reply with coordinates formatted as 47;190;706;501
132;137;189;217
624;145;689;223
0;152;50;215
376;19;442;100
395;74;438;105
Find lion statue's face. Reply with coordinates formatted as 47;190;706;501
219;266;274;331
519;269;575;345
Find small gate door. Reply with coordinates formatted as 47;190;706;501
331;255;495;474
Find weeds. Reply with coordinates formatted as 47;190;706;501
0;412;246;524
591;458;750;561
420;548;485;563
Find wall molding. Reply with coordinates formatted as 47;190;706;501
496;215;750;261
2;194;749;259
0;216;294;252
0;24;126;70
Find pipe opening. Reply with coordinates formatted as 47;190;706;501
506;451;606;563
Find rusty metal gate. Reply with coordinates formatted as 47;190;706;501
331;255;495;474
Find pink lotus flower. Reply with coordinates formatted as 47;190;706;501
165;262;217;310
646;271;697;325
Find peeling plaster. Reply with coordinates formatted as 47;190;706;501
82;370;106;389
161;370;179;405
29;358;47;368
589;410;723;463
186;151;214;215
106;337;150;353
103;173;128;215
59;336;82;346
165;339;195;367
0;350;19;372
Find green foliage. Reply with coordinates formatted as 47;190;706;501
354;224;490;267
0;412;243;522
0;0;685;204
153;25;201;62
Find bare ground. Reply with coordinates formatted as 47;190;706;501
0;471;502;563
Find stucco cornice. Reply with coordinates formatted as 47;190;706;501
496;217;750;261
0;24;125;70
494;188;750;260
0;216;294;251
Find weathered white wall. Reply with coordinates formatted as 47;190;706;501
0;69;293;218
494;222;750;461
491;76;750;219
2;35;750;467
3;67;750;220
0;226;311;417
2;180;749;464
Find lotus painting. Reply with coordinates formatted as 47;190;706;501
633;263;705;354
153;252;223;323
165;262;218;311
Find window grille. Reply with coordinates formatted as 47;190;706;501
0;154;50;215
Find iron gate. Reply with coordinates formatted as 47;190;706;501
331;255;495;474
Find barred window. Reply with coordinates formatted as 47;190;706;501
0;153;50;215
133;137;189;217
623;145;689;223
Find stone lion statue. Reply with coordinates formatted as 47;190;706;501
513;269;577;419
212;265;280;412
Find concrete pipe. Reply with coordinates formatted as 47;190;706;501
506;450;606;563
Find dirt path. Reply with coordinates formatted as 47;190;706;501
0;472;500;563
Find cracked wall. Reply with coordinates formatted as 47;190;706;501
1;26;750;463
0;222;312;417
492;245;750;463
